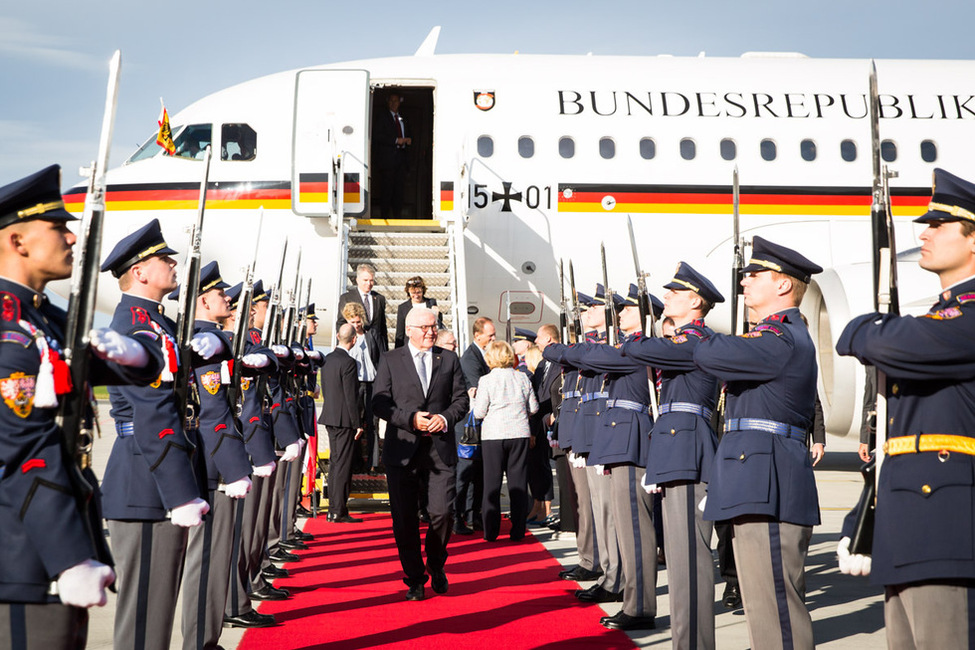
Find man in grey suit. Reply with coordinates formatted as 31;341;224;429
321;323;363;522
373;307;468;601
336;263;389;352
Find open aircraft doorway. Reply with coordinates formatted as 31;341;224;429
369;86;434;221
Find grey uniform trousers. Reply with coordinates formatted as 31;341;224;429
568;460;597;571
732;517;813;650
182;490;236;650
108;519;188;650
0;603;87;650
885;580;975;650
587;464;622;593
662;480;715;650
611;465;657;617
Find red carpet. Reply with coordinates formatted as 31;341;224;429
238;513;635;649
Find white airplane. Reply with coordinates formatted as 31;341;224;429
60;27;975;438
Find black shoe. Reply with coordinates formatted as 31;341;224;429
405;584;425;601
471;518;483;531
418;510;431;524
327;514;363;523
268;549;299;563
560;566;603;582
249;584;291;601
296;504;312;518
262;565;289;579
723;583;742;609
223;611;276;628
430;570;448;594
292;530;315;542
575;585;623;603
453;522;473;535
279;539;308;550
601;612;656;631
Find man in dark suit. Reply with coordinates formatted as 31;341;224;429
336;263;389;353
454;317;496;534
320;323;363;522
373;307;468;601
372;91;411;218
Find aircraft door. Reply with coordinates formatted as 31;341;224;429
292;69;369;217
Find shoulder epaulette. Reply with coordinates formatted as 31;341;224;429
956;293;975;304
0;331;33;347
741;323;784;338
922;306;963;321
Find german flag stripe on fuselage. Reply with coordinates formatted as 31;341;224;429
440;181;454;211
557;183;931;216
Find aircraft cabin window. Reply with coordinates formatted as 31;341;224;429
881;139;897;163
599;137;615;160
920;140;938;163
639;138;656;160
680;138;696;161
518;136;534;159
559;137;575;159
841;139;857;162
221;123;257;161
720;139;736;161
477;136;494;158
801;139;817;162
173;124;212;160
760;139;777;162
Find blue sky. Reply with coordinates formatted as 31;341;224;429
2;0;973;186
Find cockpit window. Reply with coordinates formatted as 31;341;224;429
126;132;164;164
222;124;257;161
173;124;213;160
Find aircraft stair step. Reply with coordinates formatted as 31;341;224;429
347;257;450;274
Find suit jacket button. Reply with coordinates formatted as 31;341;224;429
921;484;932;495
611;421;616;427
670;428;676;435
739;453;746;461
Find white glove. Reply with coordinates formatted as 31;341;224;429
291;347;306;361
170;497;210;527
271;345;290;358
252;460;276;477
89;328;149;367
307;350;322;362
837;536;872;576
56;559;115;608
594;464;608;475
190;332;224;360
547;431;558;449
241;353;270;369
640;471;662;494
281;442;301;462
223;476;252;499
568;451;587;469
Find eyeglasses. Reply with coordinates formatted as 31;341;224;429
409;324;437;332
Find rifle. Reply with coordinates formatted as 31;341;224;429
730;167;747;336
504;290;513;344
559;259;569;344
261;240;289;346
625;215;660;420
56;49;121;568
568;260;582;342
600;242;618;346
174;145;213;423
850;61;900;555
228;208;264;411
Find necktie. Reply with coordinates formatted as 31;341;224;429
416;352;429;395
394;113;403;139
363;293;371;321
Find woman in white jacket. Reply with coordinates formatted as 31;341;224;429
473;341;539;541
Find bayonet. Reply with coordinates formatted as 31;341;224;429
600;242;617;346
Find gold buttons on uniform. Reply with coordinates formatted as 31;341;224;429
921;484;932;495
670;428;676;435
892;383;899;395
611;422;616;427
739;453;746;461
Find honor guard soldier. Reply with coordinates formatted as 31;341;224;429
552;284;660;631
169;261;254;650
549;292;602;584
221;281;283;628
543;285;623;605
293;304;323;535
100;218;214;650
693;237;822;649
621;263;724;648
0;167;163;650
837;168;975;648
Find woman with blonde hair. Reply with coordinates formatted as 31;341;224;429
473;341;539;541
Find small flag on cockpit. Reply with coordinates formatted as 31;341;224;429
156;98;175;155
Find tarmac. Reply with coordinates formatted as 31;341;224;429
83;402;885;649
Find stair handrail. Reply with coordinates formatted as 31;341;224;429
331;150;352;338
448;215;470;352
